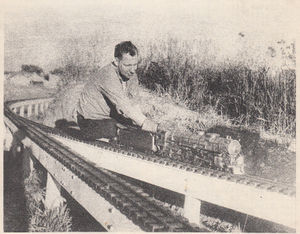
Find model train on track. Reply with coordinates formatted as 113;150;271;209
6;98;245;175
112;125;245;175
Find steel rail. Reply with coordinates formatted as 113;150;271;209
4;104;204;232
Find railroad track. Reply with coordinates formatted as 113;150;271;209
4;104;204;232
19;109;295;197
4;98;296;230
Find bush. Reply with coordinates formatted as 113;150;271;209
50;68;64;75
21;65;44;75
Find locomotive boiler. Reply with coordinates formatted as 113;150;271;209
115;125;245;175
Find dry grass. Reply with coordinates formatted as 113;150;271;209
29;204;72;232
24;170;72;232
4;81;57;102
133;87;231;133
137;38;296;142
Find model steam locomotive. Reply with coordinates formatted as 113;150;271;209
115;125;245;175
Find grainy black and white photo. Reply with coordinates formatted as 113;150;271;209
3;0;297;232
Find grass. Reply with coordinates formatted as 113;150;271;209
137;38;296;140
24;169;72;232
4;81;57;102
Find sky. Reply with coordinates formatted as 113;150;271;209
3;0;298;72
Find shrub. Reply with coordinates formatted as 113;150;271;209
50;68;65;76
21;65;44;75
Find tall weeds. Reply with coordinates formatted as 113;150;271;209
138;38;296;137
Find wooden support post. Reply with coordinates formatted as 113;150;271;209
45;173;65;209
34;104;39;116
184;195;201;225
27;104;32;117
29;154;34;172
40;103;44;114
23;147;35;178
44;102;49;110
20;106;25;117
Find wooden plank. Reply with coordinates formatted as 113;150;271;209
52;134;296;229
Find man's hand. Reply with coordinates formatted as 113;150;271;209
142;119;158;133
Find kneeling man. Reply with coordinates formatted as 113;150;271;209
76;41;158;140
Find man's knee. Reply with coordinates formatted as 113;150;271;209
77;116;118;140
77;112;85;125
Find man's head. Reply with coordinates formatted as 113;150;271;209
114;41;138;80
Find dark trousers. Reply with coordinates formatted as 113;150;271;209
77;113;118;140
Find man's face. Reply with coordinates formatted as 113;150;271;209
116;53;138;79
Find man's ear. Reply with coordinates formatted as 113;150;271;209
114;57;120;66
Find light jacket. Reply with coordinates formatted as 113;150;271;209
76;62;147;126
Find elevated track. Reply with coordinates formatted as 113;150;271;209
3;97;296;231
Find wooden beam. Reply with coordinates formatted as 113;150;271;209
52;135;295;229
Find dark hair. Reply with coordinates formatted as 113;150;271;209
114;41;138;59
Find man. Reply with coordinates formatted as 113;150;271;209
76;41;158;140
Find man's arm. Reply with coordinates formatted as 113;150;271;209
126;74;140;98
97;77;147;126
